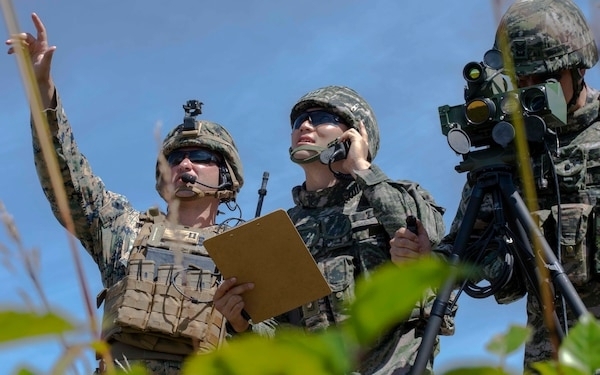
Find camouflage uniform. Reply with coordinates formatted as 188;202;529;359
524;86;600;365
94;359;182;375
250;86;451;374
32;91;241;375
435;0;600;369
436;86;600;367
32;93;142;288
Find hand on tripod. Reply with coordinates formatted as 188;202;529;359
390;217;432;263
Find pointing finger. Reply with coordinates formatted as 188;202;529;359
31;13;48;43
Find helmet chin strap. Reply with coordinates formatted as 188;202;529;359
289;144;327;164
567;68;584;111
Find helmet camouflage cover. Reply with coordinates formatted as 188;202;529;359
495;0;599;76
156;119;244;201
290;85;380;161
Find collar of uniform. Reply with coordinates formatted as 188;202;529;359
292;180;359;208
559;86;600;135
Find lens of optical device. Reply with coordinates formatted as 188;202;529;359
466;99;495;124
463;62;484;83
521;87;546;113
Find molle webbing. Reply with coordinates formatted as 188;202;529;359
100;208;226;357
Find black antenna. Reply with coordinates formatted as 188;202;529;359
255;171;269;218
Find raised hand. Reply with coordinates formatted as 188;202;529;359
339;120;371;176
6;13;55;85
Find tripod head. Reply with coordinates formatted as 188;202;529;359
439;49;567;174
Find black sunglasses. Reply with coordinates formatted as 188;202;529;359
292;110;343;130
167;149;221;166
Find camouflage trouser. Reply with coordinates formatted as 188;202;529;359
524;279;600;369
357;323;437;375
94;359;183;375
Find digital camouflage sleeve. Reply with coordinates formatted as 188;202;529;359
354;164;446;245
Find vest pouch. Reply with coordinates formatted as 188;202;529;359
127;259;155;281
322;255;355;324
300;300;320;321
101;260;155;343
104;265;222;356
103;214;228;357
551;203;593;286
177;270;225;352
320;216;354;252
349;208;389;277
300;262;331;331
348;208;384;242
146;265;184;335
300;256;355;330
554;146;586;193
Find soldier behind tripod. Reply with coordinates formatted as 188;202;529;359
391;0;600;371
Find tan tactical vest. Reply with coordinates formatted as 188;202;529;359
98;208;227;357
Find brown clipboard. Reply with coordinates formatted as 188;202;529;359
203;209;332;323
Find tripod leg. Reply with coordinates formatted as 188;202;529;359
502;203;566;346
413;169;588;374
411;180;488;374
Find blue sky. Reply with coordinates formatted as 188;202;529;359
1;0;599;374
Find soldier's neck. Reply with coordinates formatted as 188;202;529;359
302;163;340;191
168;198;220;228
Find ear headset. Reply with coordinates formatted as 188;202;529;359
219;164;233;189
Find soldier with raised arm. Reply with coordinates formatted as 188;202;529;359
7;13;244;375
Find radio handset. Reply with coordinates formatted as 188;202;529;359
319;138;350;164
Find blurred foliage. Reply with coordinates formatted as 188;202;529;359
1;256;600;374
0;311;73;343
485;324;531;358
349;259;452;345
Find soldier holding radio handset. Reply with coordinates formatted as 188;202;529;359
214;85;451;374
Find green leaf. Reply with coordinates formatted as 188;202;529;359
0;310;74;344
529;361;588;375
349;257;453;345
182;329;353;375
15;369;37;375
558;313;600;373
443;366;511;375
486;324;531;357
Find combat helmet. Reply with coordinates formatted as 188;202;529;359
289;85;380;164
495;0;598;77
156;100;244;202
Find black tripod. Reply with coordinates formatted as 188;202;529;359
411;164;588;375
